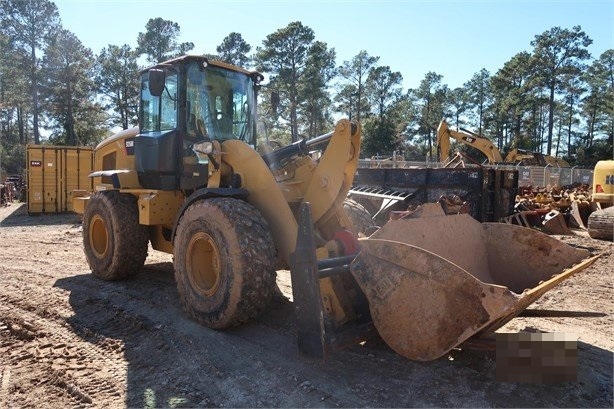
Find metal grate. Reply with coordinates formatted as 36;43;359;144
348;186;415;202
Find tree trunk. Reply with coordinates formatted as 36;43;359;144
514;114;522;145
566;99;574;157
425;96;432;162
357;79;364;124
547;84;555;155
555;118;561;157
119;89;127;130
31;45;40;144
17;107;25;145
68;80;76;145
588;109;596;147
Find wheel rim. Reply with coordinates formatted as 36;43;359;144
186;232;221;297
89;214;108;258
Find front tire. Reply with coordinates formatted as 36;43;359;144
82;191;149;280
173;198;276;328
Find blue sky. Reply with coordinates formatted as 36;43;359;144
55;0;612;90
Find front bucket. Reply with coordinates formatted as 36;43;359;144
350;208;599;361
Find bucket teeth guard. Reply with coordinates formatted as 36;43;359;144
350;206;599;361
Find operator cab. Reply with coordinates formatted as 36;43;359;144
135;55;263;190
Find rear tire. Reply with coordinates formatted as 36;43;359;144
173;198;276;328
82;191;149;280
588;207;614;241
343;198;377;236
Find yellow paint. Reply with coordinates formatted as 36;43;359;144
137;191;184;225
27;144;94;213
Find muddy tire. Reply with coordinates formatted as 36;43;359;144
588;207;614;241
343;198;377;236
173;198;276;329
82;191;149;280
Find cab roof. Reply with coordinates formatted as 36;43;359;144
140;54;261;79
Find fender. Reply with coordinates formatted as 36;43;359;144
170;187;249;244
88;169;139;189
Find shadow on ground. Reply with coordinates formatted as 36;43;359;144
0;203;81;227
53;261;613;408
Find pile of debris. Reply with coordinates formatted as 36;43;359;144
1;182;16;207
503;184;595;234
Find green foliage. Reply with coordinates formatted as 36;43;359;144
0;33;30;148
255;21;316;141
463;68;491;134
338;51;380;123
1;11;613;178
572;133;613;168
490;51;534;149
0;142;25;175
216;32;252;67
299;41;337;137
334;84;359;121
362;116;401;158
414;72;448;160
41;29;101;146
447;87;470;128
96;44;140;130
530;26;593;155
0;0;61;144
137;17;194;64
582;50;614;146
366;66;403;119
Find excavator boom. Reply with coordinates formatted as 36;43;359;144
436;120;503;164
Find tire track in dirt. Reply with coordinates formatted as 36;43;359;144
1;206;612;407
48;269;304;406
35;262;366;407
0;268;130;408
58;269;486;407
0;367;10;409
0;298;127;407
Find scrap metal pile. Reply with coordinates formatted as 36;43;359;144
505;183;595;234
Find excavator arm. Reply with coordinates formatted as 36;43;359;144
436;119;503;164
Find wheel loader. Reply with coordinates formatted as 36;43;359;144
73;55;599;362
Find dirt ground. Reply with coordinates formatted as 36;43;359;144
0;202;612;408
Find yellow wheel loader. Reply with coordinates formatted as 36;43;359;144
74;55;367;330
74;55;599;361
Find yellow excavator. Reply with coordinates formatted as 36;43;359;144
73;56;598;361
437;119;570;167
504;147;571;167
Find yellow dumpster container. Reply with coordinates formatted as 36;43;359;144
26;145;93;213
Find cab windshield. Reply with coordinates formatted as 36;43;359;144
186;62;255;143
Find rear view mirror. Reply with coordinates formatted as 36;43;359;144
148;69;166;97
